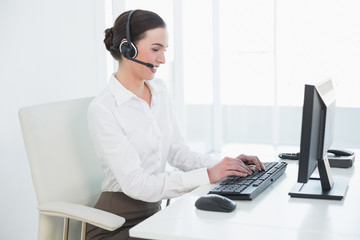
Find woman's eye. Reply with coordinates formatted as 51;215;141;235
152;48;159;52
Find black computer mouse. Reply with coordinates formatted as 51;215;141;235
195;194;236;212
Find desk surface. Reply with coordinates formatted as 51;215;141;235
130;145;360;240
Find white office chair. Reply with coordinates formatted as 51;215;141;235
19;97;125;240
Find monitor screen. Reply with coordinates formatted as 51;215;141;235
289;78;348;200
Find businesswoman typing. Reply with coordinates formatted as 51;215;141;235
86;9;264;240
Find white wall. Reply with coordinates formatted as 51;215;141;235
0;0;107;239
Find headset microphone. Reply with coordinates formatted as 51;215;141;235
120;10;155;69
126;56;154;69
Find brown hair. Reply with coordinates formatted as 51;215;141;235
104;10;166;60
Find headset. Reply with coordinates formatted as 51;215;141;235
119;10;154;69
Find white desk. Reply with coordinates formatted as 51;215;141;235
130;146;360;240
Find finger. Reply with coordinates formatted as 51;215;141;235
251;156;265;171
226;170;248;178
237;155;264;171
222;157;254;175
226;161;252;175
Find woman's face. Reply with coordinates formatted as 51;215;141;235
133;27;168;80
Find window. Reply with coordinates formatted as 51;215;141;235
219;0;275;106
105;0;360;151
183;0;213;105
277;0;360;107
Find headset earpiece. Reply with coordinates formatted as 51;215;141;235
120;40;138;59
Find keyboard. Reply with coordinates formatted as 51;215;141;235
208;161;288;200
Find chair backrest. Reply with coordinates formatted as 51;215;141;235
19;97;102;205
19;97;102;239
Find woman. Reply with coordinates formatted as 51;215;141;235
87;9;264;240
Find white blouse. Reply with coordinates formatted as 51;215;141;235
87;74;216;202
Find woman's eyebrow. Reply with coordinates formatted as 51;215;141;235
152;43;168;48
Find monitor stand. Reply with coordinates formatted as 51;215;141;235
289;178;349;200
289;156;349;200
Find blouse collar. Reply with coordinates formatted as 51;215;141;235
108;73;164;107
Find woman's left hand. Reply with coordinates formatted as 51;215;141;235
235;154;265;172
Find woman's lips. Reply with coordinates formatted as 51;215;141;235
151;66;158;73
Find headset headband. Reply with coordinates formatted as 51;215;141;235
126;10;137;44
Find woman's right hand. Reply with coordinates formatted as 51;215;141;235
207;155;263;184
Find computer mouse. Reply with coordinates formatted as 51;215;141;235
195;194;236;212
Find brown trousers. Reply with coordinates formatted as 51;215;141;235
86;192;161;240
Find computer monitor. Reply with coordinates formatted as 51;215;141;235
289;78;348;200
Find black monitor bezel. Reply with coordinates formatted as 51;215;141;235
297;79;335;184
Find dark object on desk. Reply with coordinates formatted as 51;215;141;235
278;149;355;168
327;149;355;168
208;161;288;200
195;194;236;212
278;152;300;160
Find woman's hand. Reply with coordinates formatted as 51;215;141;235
207;154;265;184
235;154;265;172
